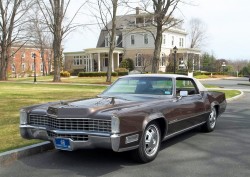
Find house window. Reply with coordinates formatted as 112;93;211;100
171;36;174;46
116;36;119;46
144;34;148;44
12;51;15;58
21;52;25;59
22;63;25;72
11;64;15;72
163;35;166;45
103;53;109;67
135;53;144;67
160;53;166;66
131;34;135;45
179;38;184;47
40;63;44;72
73;56;82;65
105;36;109;47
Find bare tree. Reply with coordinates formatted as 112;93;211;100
26;5;53;76
134;0;183;73
140;54;152;73
0;0;33;80
89;0;119;83
188;18;207;49
37;0;87;82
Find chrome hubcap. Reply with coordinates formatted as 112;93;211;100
144;125;160;157
209;108;217;129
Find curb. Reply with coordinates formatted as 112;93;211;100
226;90;244;102
0;141;54;166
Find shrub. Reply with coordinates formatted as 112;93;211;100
115;68;128;76
70;69;85;76
78;72;118;77
119;58;134;71
115;68;128;72
60;71;71;77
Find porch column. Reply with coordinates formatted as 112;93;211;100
198;54;201;71
117;52;120;68
90;54;93;72
86;56;89;72
111;54;114;72
98;53;101;72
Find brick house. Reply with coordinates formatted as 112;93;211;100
8;45;53;77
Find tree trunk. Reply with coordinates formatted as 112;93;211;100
53;38;62;82
52;0;63;82
106;0;118;83
152;25;163;73
0;44;10;80
0;56;8;80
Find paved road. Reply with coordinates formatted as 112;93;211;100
200;77;250;90
1;78;250;177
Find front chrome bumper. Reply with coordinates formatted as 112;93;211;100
20;125;121;152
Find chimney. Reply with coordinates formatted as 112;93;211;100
136;7;140;15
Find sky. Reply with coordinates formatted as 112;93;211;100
63;0;250;60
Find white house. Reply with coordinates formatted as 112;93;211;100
64;7;201;73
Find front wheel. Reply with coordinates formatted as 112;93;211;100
132;122;161;163
201;106;217;132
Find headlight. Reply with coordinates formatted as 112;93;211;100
111;115;120;134
20;109;28;124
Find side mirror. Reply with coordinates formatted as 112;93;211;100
180;91;188;97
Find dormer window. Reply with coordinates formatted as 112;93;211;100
105;36;110;47
131;35;135;45
144;34;148;44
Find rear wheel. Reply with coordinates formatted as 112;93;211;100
132;122;161;163
202;106;217;132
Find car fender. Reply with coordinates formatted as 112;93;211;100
142;112;168;138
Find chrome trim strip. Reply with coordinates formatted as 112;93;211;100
29;115;111;121
163;121;206;141
168;112;209;124
20;125;111;137
118;145;139;152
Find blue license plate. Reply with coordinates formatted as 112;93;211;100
55;138;71;150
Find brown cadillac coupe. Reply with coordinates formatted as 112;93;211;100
20;74;226;163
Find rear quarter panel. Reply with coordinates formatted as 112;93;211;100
206;91;227;116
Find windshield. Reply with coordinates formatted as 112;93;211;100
102;77;173;96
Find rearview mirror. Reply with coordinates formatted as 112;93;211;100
180;91;188;97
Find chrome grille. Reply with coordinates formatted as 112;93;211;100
47;131;88;141
29;114;111;133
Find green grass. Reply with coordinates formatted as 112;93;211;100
9;76;118;85
0;82;107;153
210;89;241;99
194;75;211;79
0;81;241;153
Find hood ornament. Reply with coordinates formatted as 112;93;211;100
110;97;115;105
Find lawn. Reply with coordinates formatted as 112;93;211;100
0;81;241;153
0;82;107;153
9;76;118;85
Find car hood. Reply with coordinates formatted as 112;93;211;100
28;94;173;119
28;96;147;118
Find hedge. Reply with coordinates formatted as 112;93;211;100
78;72;118;77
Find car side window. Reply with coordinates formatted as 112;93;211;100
176;78;199;96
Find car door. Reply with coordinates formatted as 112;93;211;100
167;77;206;134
